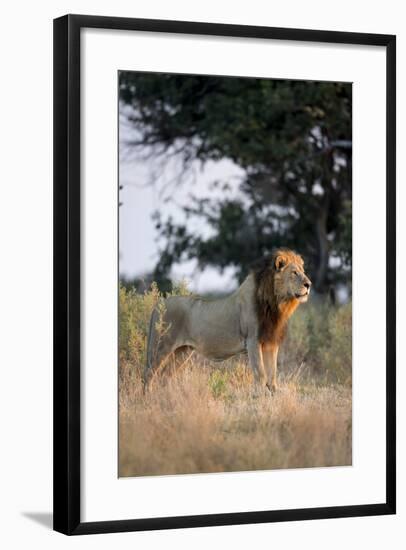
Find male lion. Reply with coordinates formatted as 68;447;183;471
144;248;311;394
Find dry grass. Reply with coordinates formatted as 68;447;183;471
119;283;352;477
119;358;351;477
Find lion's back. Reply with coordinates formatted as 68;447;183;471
164;294;243;357
163;295;194;329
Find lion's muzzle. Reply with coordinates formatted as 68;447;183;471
295;277;311;301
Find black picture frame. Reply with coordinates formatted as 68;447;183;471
53;14;396;536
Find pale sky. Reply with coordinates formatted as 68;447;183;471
119;130;246;293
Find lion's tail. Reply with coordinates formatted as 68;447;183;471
143;307;158;389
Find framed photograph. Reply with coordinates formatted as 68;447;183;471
53;14;396;535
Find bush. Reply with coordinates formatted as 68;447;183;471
281;300;352;385
119;281;159;373
119;280;192;399
320;302;352;384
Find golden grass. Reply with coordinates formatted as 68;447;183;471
119;358;352;477
119;283;352;477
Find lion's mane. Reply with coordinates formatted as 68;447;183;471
253;248;303;345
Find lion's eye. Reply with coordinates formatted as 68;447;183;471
293;270;298;276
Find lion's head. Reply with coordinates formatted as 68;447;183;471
272;249;312;304
253;248;312;344
254;248;312;305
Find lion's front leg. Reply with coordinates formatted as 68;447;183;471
246;339;269;394
262;343;279;393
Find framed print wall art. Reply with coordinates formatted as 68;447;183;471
53;14;396;535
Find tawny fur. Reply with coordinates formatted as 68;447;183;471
144;248;311;393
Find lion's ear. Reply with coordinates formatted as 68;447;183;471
274;255;286;271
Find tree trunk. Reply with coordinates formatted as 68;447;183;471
314;196;329;292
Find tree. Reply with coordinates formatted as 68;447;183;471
119;73;352;293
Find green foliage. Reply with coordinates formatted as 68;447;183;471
335;199;352;272
119;280;192;380
209;370;230;399
321;302;352;384
167;278;191;297
119;282;160;375
120;74;352;292
282;300;352;385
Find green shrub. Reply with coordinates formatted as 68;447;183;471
119;280;191;380
209;370;230;399
320;302;352;385
282;300;352;385
119;282;159;373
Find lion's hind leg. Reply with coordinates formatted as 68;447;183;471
143;310;180;392
162;346;194;383
144;345;194;393
144;341;176;392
